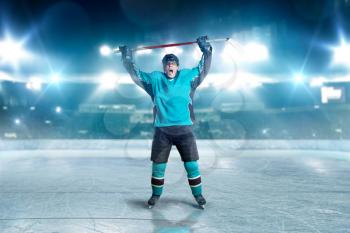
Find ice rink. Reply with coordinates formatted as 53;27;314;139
0;140;349;233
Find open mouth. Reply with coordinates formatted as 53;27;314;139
169;69;174;75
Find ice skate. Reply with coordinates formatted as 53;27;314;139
147;195;160;208
194;194;206;209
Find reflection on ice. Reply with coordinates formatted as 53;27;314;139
0;140;349;232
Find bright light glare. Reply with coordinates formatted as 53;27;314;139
26;77;42;91
310;77;326;87
294;73;304;83
332;42;350;66
50;74;60;83
221;43;239;63
193;47;202;60
200;72;269;90
227;72;264;90
99;71;118;89
243;42;269;62
0;38;31;65
55;106;62;113
100;45;112;56
262;128;269;135
305;159;327;174
136;45;152;55
14;118;21;125
162;44;183;56
0;71;13;81
221;41;268;63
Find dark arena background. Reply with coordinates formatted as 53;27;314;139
0;0;350;232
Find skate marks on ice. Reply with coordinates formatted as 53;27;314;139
126;196;205;233
127;196;203;210
1;148;350;232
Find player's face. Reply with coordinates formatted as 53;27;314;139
163;61;179;79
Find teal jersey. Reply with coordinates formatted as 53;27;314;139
139;68;198;126
123;50;212;127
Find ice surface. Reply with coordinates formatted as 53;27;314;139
1;139;350;151
0;140;350;232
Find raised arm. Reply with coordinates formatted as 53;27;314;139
191;36;213;89
119;46;153;95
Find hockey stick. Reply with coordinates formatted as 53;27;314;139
111;37;231;54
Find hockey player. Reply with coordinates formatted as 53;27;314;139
119;36;212;209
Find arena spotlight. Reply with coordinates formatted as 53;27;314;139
99;71;118;90
55;106;62;113
294;73;304;83
50;74;60;83
221;43;238;63
100;45;112;56
0;37;31;65
221;41;268;63
332;42;350;67
261;128;270;135
26;77;42;91
242;42;269;62
14;118;21;125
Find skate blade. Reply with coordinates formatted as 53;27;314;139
199;204;205;209
148;205;154;209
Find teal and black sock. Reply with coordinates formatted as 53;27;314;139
184;161;202;196
151;162;167;196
